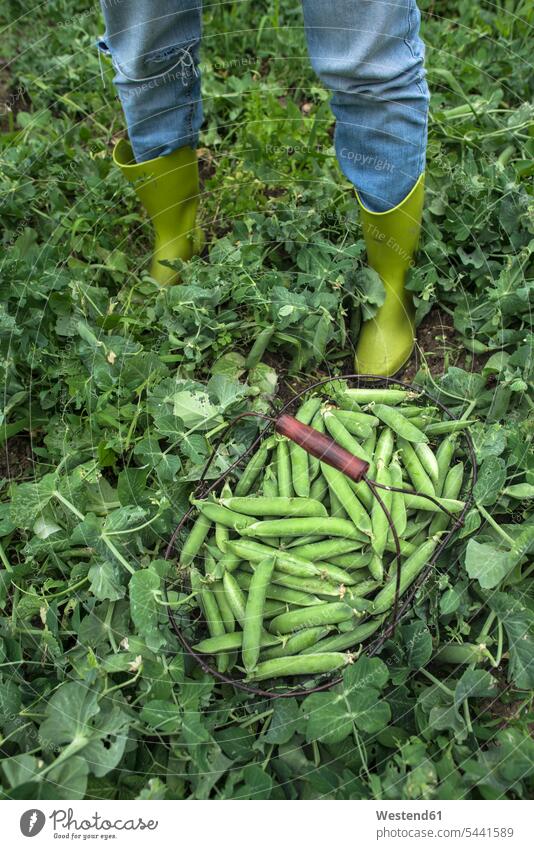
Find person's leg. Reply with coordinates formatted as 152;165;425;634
98;0;202;162
301;0;429;374
97;1;204;284
301;0;429;212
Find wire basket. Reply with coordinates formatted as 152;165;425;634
164;375;477;698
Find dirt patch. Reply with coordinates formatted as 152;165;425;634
0;436;35;481
0;58;31;133
403;308;457;382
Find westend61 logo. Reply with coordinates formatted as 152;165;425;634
20;808;159;839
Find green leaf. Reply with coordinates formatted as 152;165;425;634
352;267;386;320
402;622;433;668
237;764;273;799
473;456;507;506
88;559;125;601
455;669;498;710
302;692;352;745
488;592;534;689
129;569;165;650
343;655;389;692
349;689;391;734
264;698;300;744
465;539;511;589
173;390;221;429
39;682;100;748
9;473;58;529
140;700;182;733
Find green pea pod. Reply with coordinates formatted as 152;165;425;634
403;493;464;513
234;570;322;607
301;616;385;654
276;437;293;497
215;481;233;552
328;551;373;570
203;549;223;581
245;324;276;369
330;408;376;439
180;513;212;567
423;420;476;436
368;553;384;583
322;410;372;462
268;602;354;634
371;536;439;615
343;579;380;600
398;438;436;497
215;521;229;553
388;458;407;540
294;396;323;423
429;462;464;535
403;518;432;540
329;486;348;520
196;570;228;673
435;433;458;497
321;461;373;536
260;626;332;660
193;500;256;530
347;472;375;513
212;580;235;632
385;537;417;557
208;543;242;573
290;442;310;498
234;435;275;496
413;441;440;488
270;571;343;598
310;473;329;504
400;405;439;419
242;556;276;671
247;652;349;681
240;516;365;540
226;537;354;583
220;496;327;518
263;599;290;620
262;464;278;498
289;538;363;562
316;561;360;586
308;410;325;481
371;463;392;559
344;388;416;405
374;427;395;467
194;631;280;654
291;397;322;495
222;571;248;626
371;404;428;443
362;427;378;458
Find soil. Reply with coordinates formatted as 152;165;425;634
0;436;35;481
403;308;457;382
0;58;31;133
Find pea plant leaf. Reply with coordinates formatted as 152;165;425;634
129;569;166;651
488;591;534;689
473;457;507;506
465;539;511;589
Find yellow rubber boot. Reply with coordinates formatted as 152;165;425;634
354;174;424;376
113;140;204;285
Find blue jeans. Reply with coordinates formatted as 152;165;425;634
98;1;429;211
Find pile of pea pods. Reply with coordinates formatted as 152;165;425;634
180;387;472;683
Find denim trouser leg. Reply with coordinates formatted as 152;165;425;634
301;0;430;212
98;1;203;163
